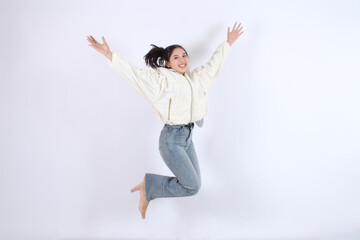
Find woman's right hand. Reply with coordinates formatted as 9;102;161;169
87;35;112;61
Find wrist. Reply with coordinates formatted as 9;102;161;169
105;51;112;61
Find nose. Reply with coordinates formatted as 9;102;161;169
179;56;186;63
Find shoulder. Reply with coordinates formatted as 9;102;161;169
158;67;171;74
157;67;178;80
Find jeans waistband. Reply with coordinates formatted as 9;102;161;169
165;122;194;129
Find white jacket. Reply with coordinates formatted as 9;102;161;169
108;41;231;125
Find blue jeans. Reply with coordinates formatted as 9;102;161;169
145;124;201;201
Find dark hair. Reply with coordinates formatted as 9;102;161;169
144;44;188;69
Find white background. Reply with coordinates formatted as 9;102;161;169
1;0;360;239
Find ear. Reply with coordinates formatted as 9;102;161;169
165;61;170;68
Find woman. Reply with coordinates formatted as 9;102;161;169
87;22;244;219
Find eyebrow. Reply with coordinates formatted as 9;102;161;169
172;53;187;57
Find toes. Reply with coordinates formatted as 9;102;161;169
140;208;146;219
131;184;141;192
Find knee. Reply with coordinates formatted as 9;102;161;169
184;180;201;196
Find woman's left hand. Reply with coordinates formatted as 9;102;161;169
227;22;244;46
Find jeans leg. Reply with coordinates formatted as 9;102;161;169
145;125;201;201
185;141;201;188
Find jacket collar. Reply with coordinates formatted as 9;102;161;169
166;68;191;77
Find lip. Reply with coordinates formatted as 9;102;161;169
178;64;186;68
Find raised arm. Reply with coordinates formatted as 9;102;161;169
191;22;244;90
86;35;162;102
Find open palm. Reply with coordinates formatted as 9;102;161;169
227;22;244;46
87;35;111;57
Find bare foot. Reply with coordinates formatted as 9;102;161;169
130;176;149;219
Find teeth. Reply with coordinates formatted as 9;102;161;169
179;64;186;67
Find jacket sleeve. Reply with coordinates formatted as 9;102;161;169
191;41;231;91
108;52;162;102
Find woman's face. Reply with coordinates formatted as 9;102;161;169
166;47;189;74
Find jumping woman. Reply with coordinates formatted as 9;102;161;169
87;22;244;219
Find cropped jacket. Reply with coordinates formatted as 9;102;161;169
108;41;231;125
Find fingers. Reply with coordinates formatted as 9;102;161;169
87;37;95;48
232;22;241;31
228;22;243;34
230;22;244;36
87;35;109;49
91;35;100;45
87;35;97;46
236;23;242;32
86;35;93;45
232;22;237;32
236;23;244;35
227;22;244;46
87;35;100;46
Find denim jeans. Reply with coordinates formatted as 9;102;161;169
145;124;201;201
